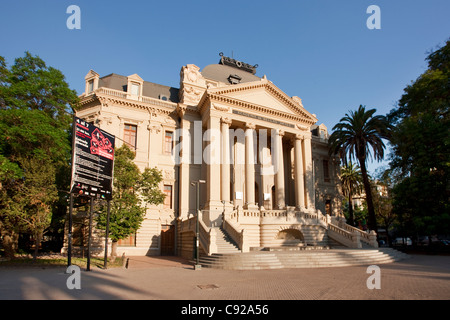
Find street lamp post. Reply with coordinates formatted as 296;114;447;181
191;180;205;270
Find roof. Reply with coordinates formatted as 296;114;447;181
98;73;180;103
201;64;261;85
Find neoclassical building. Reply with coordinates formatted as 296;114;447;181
69;55;376;259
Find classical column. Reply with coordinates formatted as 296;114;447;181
274;129;285;209
303;133;315;209
294;134;305;209
221;117;232;203
245;123;257;209
205;115;222;225
178;112;191;219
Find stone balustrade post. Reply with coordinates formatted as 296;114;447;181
209;227;217;255
353;230;362;248
369;230;379;248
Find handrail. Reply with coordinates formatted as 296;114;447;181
341;223;378;247
328;222;362;248
223;216;243;251
179;214;214;255
198;217;210;254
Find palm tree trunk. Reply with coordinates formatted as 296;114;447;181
358;158;378;235
348;193;354;226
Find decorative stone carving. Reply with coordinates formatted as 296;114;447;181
148;124;161;133
292;96;303;107
220;117;232;125
296;124;309;131
212;103;230;112
163;169;174;180
181;85;204;104
245;122;256;130
181;64;201;84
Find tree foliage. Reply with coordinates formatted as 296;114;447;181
329;105;391;233
0;52;78;258
388;40;450;237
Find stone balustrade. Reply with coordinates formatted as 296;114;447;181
181;207;379;256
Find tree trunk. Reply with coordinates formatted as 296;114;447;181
33;231;42;261
110;240;118;262
358;158;378;235
348;193;354;226
2;230;18;259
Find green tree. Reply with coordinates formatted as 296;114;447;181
372;169;397;245
388;40;450;238
329;105;391;235
96;144;165;259
340;163;363;226
0;52;78;258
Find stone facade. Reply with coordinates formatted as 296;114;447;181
65;56;347;258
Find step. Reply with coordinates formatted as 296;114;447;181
213;227;241;254
197;248;409;270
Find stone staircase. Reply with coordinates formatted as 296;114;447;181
198;247;410;270
214;227;241;254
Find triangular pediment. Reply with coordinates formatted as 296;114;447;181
207;79;317;124
127;74;144;82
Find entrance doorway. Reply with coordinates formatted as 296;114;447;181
160;224;175;255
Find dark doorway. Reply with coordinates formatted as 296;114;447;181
160;224;175;255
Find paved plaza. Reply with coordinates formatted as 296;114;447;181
0;253;449;301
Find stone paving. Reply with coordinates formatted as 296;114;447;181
0;254;449;301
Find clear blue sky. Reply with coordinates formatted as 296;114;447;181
1;0;449;174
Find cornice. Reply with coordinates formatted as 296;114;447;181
204;93;316;126
208;80;317;123
77;90;179;117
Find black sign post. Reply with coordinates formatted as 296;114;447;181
103;200;111;269
68;116;115;271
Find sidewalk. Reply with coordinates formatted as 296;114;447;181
0;254;449;300
125;255;193;269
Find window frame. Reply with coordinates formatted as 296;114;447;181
164;130;174;155
124;123;138;150
163;184;173;209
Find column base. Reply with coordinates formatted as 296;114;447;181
204;200;224;227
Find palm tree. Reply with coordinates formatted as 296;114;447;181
329;105;391;234
340;163;363;227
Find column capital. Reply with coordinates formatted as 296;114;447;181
221;117;232;125
245;122;256;130
277;129;285;137
303;132;312;140
294;133;304;141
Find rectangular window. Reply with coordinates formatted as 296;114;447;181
131;83;140;96
88;80;94;93
164;131;173;155
163;185;173;209
124;124;137;149
323;160;330;182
